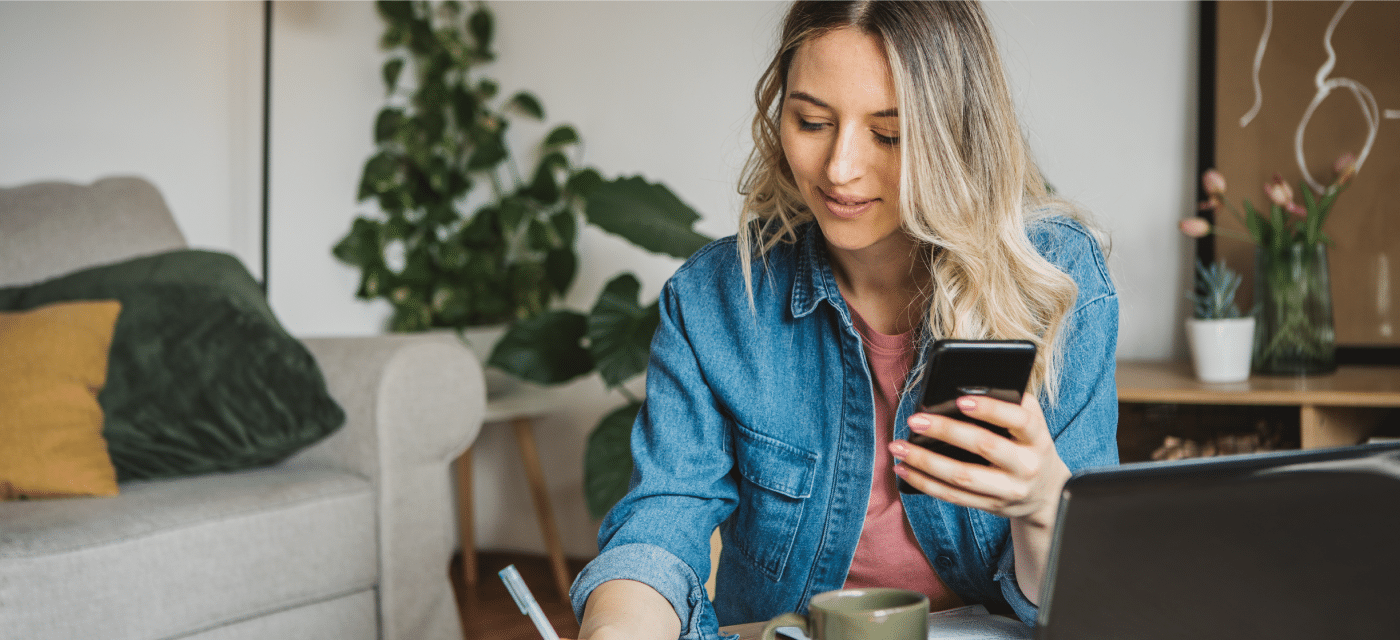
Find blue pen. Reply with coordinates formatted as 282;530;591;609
499;564;561;640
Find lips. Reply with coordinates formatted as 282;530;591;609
820;189;877;219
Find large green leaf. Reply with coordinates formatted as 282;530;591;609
376;0;414;26
544;247;576;296
497;196;530;234
466;132;507;170
450;85;478;132
359;151;399;200
584;402;640;518
567;168;604;199
381;58;404;93
588;274;661;388
461;205;500;246
508;91;545;120
489;310;594;384
467;5;493;52
544;124;580;148
550;209;577;247
333;217;386;267
586;176;712;259
374;108;403;144
529;152;567;204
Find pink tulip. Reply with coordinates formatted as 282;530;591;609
1202;169;1227;196
1264;174;1294;208
1285;201;1307;220
1334;152;1358;186
1179;217;1211;238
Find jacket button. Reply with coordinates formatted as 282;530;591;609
935;555;952;569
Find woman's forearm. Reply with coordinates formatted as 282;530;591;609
1008;462;1069;606
576;579;682;640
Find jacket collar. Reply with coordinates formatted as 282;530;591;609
791;222;842;320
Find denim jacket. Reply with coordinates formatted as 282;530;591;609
571;217;1119;639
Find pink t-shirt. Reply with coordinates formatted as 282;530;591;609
843;308;964;611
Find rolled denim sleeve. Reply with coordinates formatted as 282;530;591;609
570;543;722;640
570;260;741;640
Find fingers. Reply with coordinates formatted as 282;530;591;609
905;406;1037;476
954;394;1046;445
892;394;1055;515
892;437;1028;505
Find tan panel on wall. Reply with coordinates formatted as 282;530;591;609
1213;0;1399;347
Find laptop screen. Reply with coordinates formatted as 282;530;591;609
1036;441;1400;640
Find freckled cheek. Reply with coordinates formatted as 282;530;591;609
780;136;822;190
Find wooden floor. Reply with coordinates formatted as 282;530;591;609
451;551;590;640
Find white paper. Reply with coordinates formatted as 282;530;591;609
926;604;1032;639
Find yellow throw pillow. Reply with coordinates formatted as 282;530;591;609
0;300;122;500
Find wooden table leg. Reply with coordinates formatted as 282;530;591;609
512;416;572;601
1300;405;1380;449
455;446;477;592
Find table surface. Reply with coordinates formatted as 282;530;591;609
483;375;566;423
1116;360;1400;407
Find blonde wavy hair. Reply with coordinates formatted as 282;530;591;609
738;0;1094;401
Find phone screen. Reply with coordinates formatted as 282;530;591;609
898;339;1036;494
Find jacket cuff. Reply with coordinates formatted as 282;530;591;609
571;543;725;640
993;545;1040;627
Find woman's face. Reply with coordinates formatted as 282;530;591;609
781;27;904;258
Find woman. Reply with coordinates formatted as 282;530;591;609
570;2;1118;639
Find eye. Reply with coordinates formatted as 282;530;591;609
873;130;900;147
798;118;827;132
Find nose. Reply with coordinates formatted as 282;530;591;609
825;126;866;186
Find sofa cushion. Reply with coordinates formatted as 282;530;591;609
0;176;187;288
0;466;378;640
0;250;346;481
0;300;122;500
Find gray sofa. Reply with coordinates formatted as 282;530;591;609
0;176;484;640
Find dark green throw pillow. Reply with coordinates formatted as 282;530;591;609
0;251;345;481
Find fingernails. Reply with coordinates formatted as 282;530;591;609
957;396;978;411
893;465;909;479
890;441;908;457
908;415;931;432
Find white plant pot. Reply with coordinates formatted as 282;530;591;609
1186;317;1256;383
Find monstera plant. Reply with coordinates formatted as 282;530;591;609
332;0;712;518
490;178;713;518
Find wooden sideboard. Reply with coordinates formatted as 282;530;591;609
1116;361;1400;449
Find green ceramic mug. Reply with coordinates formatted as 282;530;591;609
760;588;929;640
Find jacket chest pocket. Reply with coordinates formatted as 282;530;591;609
729;426;818;582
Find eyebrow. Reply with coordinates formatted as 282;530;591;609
788;91;898;118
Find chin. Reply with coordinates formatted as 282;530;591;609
813;216;903;254
812;207;907;252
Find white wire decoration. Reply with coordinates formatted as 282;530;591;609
1240;0;1379;193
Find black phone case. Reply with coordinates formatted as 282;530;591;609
898;339;1036;494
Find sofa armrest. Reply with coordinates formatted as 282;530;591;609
292;333;485;640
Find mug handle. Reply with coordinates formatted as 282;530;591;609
761;612;809;640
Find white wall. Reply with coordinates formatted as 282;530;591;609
0;1;265;279
985;0;1198;363
0;0;1198;560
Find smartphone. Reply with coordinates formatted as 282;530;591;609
898;339;1037;494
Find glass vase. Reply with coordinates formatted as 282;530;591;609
1252;242;1336;375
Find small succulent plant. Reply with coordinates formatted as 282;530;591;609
1191;259;1244;320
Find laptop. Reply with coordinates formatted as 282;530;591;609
1035;440;1400;640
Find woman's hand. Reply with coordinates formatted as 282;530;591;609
890;393;1071;604
891;393;1068;523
